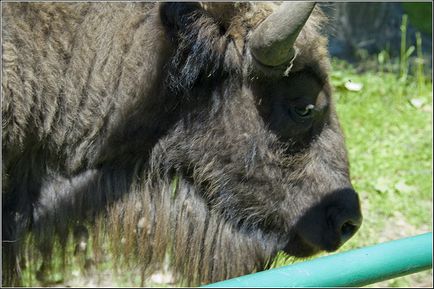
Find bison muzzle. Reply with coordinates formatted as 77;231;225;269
2;2;363;286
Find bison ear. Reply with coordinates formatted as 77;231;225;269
159;2;226;94
159;2;202;38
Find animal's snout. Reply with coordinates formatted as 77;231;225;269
292;188;363;255
319;188;362;251
326;191;363;248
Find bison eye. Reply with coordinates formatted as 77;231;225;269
290;104;315;122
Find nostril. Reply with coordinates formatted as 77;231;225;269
327;206;362;248
340;221;359;243
325;189;363;248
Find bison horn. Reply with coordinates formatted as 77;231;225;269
249;2;316;67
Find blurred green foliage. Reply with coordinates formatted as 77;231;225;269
402;2;432;34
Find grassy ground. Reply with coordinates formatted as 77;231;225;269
19;57;432;287
334;58;432;287
342;57;432;288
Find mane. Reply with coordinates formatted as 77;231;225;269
24;139;276;286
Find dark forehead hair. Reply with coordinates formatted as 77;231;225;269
160;2;330;96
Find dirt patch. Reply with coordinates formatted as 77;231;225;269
44;268;176;287
368;212;432;288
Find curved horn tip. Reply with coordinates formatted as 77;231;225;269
249;2;316;67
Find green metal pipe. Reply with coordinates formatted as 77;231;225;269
202;232;432;287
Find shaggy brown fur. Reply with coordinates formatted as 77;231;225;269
2;2;362;286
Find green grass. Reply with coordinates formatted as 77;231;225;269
272;58;433;287
336;58;432;287
334;57;432;235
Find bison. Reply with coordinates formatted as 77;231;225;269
2;2;363;286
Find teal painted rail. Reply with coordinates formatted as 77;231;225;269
202;232;432;287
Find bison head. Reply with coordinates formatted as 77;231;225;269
141;1;364;278
2;2;363;286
